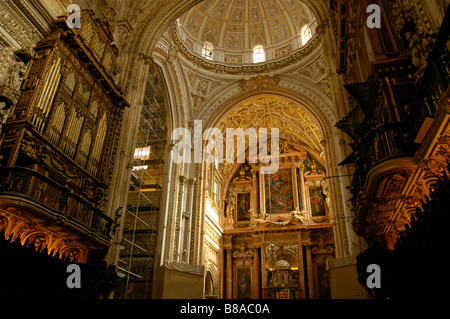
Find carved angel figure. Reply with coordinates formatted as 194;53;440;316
250;208;269;225
290;210;311;223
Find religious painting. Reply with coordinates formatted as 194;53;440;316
265;169;294;214
236;268;251;299
309;186;326;217
277;289;289;299
236;192;251;221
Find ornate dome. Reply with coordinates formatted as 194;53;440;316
175;0;317;66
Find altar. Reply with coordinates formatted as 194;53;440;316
220;143;335;299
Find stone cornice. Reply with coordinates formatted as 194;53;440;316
171;23;322;75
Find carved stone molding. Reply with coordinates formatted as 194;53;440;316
240;75;280;92
172;22;322;75
232;244;254;259
311;237;334;254
0;207;95;264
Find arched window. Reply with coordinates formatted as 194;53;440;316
202;42;213;60
301;25;312;45
253;45;266;63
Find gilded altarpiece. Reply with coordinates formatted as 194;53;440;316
222;144;334;299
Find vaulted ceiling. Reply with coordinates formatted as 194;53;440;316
216;95;324;155
176;0;316;65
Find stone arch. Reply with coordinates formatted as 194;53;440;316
200;88;339;188
153;52;187;130
197;88;349;257
107;0;352;267
205;265;219;298
202;89;334;142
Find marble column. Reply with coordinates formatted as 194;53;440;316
226;248;233;299
298;243;306;299
175;175;187;262
259;170;266;213
251;166;258;216
182;177;196;263
252;247;260;298
305;246;315;299
292;165;300;211
297;163;308;215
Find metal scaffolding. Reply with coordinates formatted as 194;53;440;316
115;74;166;299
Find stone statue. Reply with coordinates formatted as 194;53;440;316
103;7;116;35
225;194;235;217
8;60;27;91
404;29;435;81
0;102;10;135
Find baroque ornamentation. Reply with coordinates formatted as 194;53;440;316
388;0;437;80
0;208;90;263
216;95;324;158
311;236;334;254
172;22;321;75
232;244;254;258
240;75;280;92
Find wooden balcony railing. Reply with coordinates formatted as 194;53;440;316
352;123;415;198
350;9;450;199
0;166;113;239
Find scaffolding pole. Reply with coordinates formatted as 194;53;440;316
115;75;167;299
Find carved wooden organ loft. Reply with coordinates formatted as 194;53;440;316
0;9;129;264
333;0;450;251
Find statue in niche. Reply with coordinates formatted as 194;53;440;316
238;165;249;180
390;4;435;79
0;101;11;135
405;30;435;70
1;50;32;108
115;25;129;52
308;159;318;174
8;59;28;91
226;193;235;217
103;7;116;35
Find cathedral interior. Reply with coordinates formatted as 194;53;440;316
0;0;449;300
